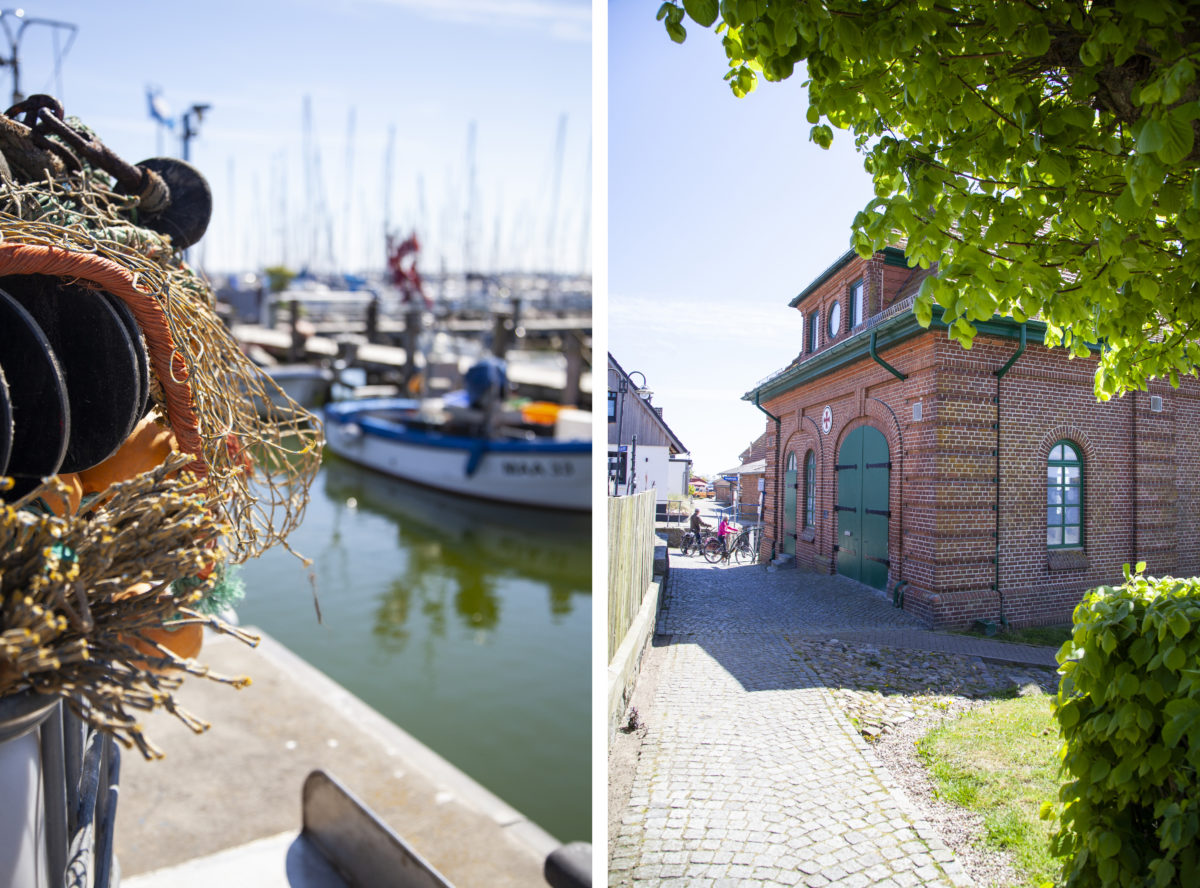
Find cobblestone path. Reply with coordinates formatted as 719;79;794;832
610;559;973;887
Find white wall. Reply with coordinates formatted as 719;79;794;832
668;457;691;499
628;444;674;503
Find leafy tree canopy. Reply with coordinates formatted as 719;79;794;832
264;265;297;293
660;0;1200;397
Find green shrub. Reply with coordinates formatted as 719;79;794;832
1051;567;1200;887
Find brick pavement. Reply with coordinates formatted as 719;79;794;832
610;558;980;887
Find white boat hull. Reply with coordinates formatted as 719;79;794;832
265;365;333;408
324;402;590;511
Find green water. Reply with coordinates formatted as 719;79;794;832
236;453;592;843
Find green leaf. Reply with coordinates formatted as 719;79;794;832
1100;630;1118;654
1168;609;1190;639
1155;110;1195;165
1163;708;1197;747
1129;154;1166;205
1138;119;1166;154
1114;186;1142;221
1098;830;1121;858
806;105;819;124
915;294;933;327
666;20;687;43
1162;59;1196;105
1166;645;1186;671
1025;24;1051;56
1038;153;1071;184
683;0;719;27
657;2;673;21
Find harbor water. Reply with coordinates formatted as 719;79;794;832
236;453;591;843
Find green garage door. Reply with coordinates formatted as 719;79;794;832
835;426;890;590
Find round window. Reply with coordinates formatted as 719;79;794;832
828;301;841;338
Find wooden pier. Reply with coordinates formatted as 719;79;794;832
233;324;593;405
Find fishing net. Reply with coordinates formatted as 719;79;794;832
1;461;259;757
0;103;321;752
0;114;322;563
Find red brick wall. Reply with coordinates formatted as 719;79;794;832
757;321;1200;629
794;257;872;356
737;473;763;514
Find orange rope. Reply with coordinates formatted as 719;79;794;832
0;242;205;474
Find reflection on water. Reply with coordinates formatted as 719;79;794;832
237;453;591;842
322;459;586;649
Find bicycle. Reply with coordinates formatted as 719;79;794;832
703;528;755;565
729;529;756;564
680;529;715;556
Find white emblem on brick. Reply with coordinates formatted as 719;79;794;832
821;405;833;435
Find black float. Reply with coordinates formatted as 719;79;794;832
126;157;213;250
0;364;13;476
1;276;143;473
0;288;70;482
102;291;152;422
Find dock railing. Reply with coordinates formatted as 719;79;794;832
607;490;657;663
0;693;120;888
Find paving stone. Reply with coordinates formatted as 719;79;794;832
613;560;971;887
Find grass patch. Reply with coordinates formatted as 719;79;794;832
999;625;1073;648
917;694;1062;887
952;623;1073;649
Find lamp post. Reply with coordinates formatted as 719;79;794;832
0;10;77;106
611;369;653;496
624;371;651;495
627;370;652;402
612;376;627;495
180;103;210;162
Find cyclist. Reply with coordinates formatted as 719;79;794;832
685;509;711;553
716;515;733;557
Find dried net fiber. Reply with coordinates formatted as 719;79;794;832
0;113;323;562
1;461;260;758
0;108;321;755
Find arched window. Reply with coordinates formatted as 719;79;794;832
786;451;797;472
827;301;841;339
804;450;816;527
1047;441;1082;547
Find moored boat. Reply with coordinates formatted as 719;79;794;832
324;382;591;511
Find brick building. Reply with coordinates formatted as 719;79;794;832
745;247;1200;629
713;433;770;521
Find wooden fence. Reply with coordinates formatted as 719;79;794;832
608;490;657;662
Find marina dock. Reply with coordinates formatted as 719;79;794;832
116;629;563;886
232;324;593;401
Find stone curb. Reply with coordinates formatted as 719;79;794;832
607;578;664;742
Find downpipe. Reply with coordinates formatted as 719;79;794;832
990;323;1026;631
753;392;782;561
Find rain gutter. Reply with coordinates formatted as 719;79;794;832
869;330;908;381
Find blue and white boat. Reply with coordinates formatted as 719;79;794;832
323;359;591;511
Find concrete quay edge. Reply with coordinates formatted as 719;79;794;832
250;627;562;859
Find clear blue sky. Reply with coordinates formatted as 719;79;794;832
11;0;591;275
608;1;876;475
